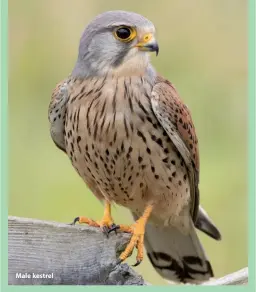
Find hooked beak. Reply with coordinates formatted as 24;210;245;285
135;33;159;56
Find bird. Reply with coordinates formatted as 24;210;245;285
48;10;221;284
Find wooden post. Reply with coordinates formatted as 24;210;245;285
8;216;248;285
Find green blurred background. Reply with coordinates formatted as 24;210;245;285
9;0;247;285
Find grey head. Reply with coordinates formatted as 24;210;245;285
72;10;159;78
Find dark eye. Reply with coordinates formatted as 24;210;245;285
116;27;131;40
114;26;136;42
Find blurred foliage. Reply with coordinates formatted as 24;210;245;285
9;0;247;285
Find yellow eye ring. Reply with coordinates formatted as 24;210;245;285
114;26;137;42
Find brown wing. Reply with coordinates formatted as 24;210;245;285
48;79;70;152
151;75;200;221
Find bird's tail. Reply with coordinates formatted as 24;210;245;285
141;216;215;284
195;206;221;241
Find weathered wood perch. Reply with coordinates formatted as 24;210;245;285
8;216;248;285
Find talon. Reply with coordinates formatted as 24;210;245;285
72;202;121;237
71;216;80;225
119;233;140;262
102;225;109;237
108;224;120;234
118;205;153;265
132;260;142;267
116;258;123;265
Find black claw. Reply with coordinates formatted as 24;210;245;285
108;224;120;234
116;258;122;265
102;226;109;238
70;217;80;225
132;260;142;267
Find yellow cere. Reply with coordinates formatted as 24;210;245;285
136;33;153;48
143;33;153;43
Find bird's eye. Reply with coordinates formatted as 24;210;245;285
114;26;136;42
116;27;131;39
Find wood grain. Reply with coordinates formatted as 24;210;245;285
8;216;248;285
8;216;146;285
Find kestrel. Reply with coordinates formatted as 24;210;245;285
48;11;221;284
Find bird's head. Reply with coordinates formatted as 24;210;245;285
72;10;158;78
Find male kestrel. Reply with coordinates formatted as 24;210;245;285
48;11;221;284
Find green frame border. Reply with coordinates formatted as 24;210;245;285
248;0;256;289
1;0;8;290
1;0;255;290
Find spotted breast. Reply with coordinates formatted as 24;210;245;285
64;75;191;227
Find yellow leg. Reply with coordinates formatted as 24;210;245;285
72;202;118;234
95;201;114;229
118;204;153;266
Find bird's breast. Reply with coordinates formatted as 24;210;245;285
67;76;155;143
65;76;190;221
